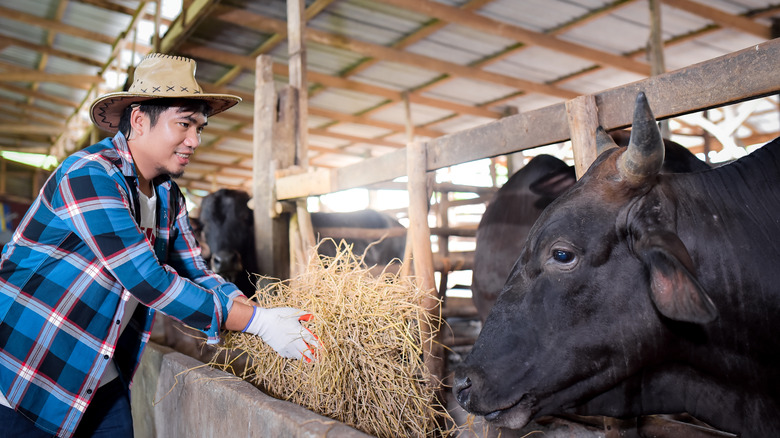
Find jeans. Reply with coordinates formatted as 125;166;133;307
0;377;134;438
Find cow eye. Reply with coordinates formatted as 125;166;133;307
552;249;575;264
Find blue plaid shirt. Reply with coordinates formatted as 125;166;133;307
0;132;242;437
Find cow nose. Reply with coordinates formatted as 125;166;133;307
453;375;472;407
212;251;241;275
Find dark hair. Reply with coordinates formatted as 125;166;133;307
118;98;213;137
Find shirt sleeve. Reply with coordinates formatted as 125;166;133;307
48;162;231;342
164;186;244;309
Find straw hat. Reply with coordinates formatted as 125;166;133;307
90;53;241;132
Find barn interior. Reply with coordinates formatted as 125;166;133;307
1;1;778;437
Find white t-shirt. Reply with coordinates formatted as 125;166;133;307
0;189;155;408
100;189;155;386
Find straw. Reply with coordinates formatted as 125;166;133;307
209;239;457;437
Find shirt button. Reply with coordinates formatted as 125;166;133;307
86;389;93;395
116;319;121;324
104;355;109;360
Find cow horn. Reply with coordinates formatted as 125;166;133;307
595;126;618;154
617;92;664;186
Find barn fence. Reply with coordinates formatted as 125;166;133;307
247;37;779;437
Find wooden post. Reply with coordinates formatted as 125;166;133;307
436;192;450;300
153;0;162;52
566;94;600;179
287;0;309;168
648;0;671;138
407;140;444;388
253;55;290;284
399;92;415;277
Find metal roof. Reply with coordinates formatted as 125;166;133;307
0;0;779;196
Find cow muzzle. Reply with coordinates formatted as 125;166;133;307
211;250;243;281
453;372;535;429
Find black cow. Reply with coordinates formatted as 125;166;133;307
454;92;780;437
198;189;258;294
472;134;710;321
198;188;406;296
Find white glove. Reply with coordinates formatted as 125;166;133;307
242;306;319;361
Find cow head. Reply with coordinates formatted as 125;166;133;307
453;92;717;428
198;189;257;286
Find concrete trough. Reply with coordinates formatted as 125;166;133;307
131;342;371;438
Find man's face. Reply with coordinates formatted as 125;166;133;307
134;105;208;180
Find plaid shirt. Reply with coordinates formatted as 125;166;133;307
0;132;242;437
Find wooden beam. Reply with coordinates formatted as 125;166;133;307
0;35;103;68
0;72;102;88
341;0;492;79
308;128;403;148
275;38;780;200
0;106;64;127
0;97;67;119
377;0;650;76
157;0;221;54
211;6;578;99
660;0;772;39
0;124;63;136
308;107;444;138
0;83;79;109
305;69;500;119
183;44;501;120
0;5;114;45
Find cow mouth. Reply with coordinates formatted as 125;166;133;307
481;393;536;429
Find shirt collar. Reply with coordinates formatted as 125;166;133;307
111;131;138;179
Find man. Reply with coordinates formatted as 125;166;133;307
0;54;317;438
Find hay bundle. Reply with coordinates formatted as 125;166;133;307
210;240;455;437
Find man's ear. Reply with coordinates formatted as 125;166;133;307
128;106;147;137
634;230;718;324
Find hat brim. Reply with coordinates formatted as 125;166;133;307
90;92;241;132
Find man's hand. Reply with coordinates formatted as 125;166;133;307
242;307;319;361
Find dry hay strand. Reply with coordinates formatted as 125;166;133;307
210;240;457;438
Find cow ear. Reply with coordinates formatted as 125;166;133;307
529;167;576;199
636;231;718;324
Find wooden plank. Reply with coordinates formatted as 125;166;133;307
305;26;578;99
596;38;780;130
253;55;289;282
566;95;600;179
287;0;309;169
0;124;64;136
0;83;79;109
308;128;403;148
275;168;333;200
275;38;780;200
0;35;103;68
0;71;103;90
211;6;577;99
0;5;114;45
309;107;444;139
158;0;220;54
660;0;771;39
378;0;650;76
406;140;443;386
